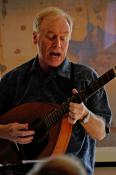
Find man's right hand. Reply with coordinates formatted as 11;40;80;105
0;123;35;144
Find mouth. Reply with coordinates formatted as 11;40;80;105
49;52;61;58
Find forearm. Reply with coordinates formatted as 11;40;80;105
80;111;106;140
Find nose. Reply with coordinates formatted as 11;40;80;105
53;37;62;48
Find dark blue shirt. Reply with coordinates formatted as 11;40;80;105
0;56;112;175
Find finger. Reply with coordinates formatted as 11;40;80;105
16;130;35;137
16;136;34;144
68;112;77;124
69;102;78;113
69;111;76;118
15;123;29;130
72;88;78;95
68;116;77;124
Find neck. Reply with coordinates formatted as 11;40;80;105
38;59;51;73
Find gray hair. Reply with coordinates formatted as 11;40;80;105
33;7;73;33
27;155;87;175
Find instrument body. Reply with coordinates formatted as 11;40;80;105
0;102;72;164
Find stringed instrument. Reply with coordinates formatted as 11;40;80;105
0;66;115;165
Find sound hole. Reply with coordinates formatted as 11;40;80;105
20;118;49;159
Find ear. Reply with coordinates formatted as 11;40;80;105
32;32;38;44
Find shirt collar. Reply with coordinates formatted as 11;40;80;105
30;56;71;79
56;59;71;79
29;55;39;72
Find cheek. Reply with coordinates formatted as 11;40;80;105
39;40;50;53
38;41;46;55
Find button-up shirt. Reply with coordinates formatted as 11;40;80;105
0;56;112;175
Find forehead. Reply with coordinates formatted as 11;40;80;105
40;15;71;34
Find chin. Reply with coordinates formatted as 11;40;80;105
50;62;63;68
52;59;64;66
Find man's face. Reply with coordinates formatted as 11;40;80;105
33;15;71;71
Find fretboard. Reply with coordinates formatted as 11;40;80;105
44;66;116;128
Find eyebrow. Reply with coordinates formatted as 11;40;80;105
47;30;70;35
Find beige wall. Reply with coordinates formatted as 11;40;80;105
94;167;116;175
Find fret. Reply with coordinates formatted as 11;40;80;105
48;111;58;127
62;102;70;114
97;76;104;87
44;115;49;127
45;107;65;128
61;103;68;114
57;107;66;118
